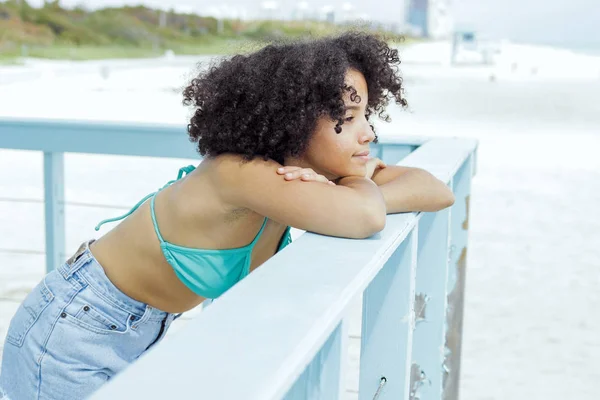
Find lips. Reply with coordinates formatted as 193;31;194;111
354;150;370;157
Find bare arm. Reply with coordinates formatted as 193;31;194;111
215;156;386;239
371;165;455;213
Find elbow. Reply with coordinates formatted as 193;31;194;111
419;187;455;213
429;188;455;211
373;214;387;235
357;203;386;238
443;190;456;208
431;175;456;210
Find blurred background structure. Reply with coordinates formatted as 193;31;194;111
1;0;600;399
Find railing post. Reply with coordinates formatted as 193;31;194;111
284;319;348;400
443;156;474;400
43;151;65;272
359;227;418;399
410;206;451;399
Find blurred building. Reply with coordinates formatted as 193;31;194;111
406;0;452;39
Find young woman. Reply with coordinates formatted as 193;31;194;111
0;31;454;399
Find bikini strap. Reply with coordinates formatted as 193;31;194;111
94;165;196;232
150;165;196;243
249;217;269;247
177;165;196;179
94;192;155;231
150;194;165;243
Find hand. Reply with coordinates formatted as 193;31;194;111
277;166;336;186
365;157;386;180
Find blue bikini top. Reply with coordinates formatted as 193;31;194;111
95;165;292;299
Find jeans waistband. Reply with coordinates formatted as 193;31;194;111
58;241;173;323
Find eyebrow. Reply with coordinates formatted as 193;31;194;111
344;105;362;111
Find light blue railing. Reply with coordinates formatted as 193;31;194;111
0;117;477;400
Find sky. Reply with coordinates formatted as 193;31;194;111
23;0;600;50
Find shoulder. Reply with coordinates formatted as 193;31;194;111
211;153;280;174
205;153;282;209
209;153;282;189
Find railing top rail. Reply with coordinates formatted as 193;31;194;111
89;137;477;400
0;117;429;159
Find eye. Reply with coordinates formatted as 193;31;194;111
345;116;354;122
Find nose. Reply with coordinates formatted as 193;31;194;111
359;124;376;144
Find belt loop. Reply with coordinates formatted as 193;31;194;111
134;305;154;327
61;240;94;279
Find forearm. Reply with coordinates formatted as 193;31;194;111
377;169;455;213
337;176;387;231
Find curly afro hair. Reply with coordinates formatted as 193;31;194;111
182;31;407;164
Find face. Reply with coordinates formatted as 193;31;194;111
285;68;376;180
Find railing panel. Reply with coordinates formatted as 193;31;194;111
43;151;65;272
369;142;419;165
443;156;474;400
379;145;416;166
359;227;418;400
410;207;451;399
395;139;477;184
284;319;348;400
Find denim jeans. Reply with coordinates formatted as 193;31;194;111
0;241;180;399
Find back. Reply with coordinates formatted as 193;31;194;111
90;157;291;312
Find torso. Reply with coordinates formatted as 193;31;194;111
89;156;288;313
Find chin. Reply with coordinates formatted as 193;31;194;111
338;166;366;179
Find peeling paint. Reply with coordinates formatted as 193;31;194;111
409;363;428;400
0;385;10;400
462;195;470;230
443;246;468;400
414;293;429;324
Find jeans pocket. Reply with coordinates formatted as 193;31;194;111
6;277;55;347
60;288;131;335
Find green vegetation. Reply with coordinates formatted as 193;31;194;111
0;0;410;62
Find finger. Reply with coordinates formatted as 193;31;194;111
277;166;302;174
303;174;329;184
294;172;330;185
284;169;315;180
283;170;302;180
300;173;317;181
318;175;332;184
